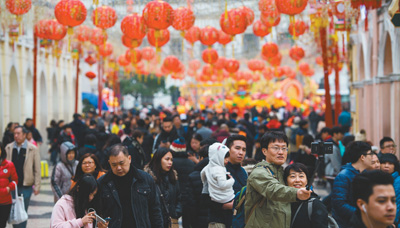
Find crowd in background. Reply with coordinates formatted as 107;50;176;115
0;105;398;228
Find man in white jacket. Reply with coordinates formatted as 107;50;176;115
201;143;235;227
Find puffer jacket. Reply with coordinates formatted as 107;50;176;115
0;159;18;205
51;142;78;200
332;163;359;228
244;161;298;228
144;165;182;221
393;171;400;225
50;194;93;228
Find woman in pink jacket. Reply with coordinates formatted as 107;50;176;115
50;174;108;228
0;141;18;228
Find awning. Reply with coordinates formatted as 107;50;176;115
82;92;109;111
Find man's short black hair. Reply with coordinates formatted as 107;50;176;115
260;131;289;149
108;144;129;157
320;127;331;135
352;170;394;205
345;141;372;164
163;117;172;123
25;118;33;122
132;130;144;140
89;119;97;126
172;114;180;120
84;134;97;146
137;119;146;128
231;113;238;119
380;137;394;149
331;126;344;135
196;120;205;126
225;135;247;149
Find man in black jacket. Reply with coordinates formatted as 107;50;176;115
225;135;248;193
152;117;178;153
98;144;163;228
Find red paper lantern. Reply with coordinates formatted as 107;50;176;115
122;35;142;49
248;59;265;72
258;0;276;12
85;71;96;80
125;48;143;64
121;13;147;40
214;57;227;70
218;30;232;45
99;43;113;57
252;73;261;82
184;26;201;45
76;25;92;42
143;0;174;30
202;48;219;65
172;7;195;31
90;28;108;46
260;9;281;27
118;55;130;66
6;0;31;16
200;26;219;46
142;47;156;61
286;69;297;79
189;59;201;71
253;20;271;37
289;45;305;62
303;68;315;77
274;67;285;78
262;42;279;58
163;56;180;73
34;20;48;39
147;29;170;50
47;19;67;41
202;64;215;76
92;6;117;29
54;0;87;31
288;20;307;37
224;59;240;74
316;56;323;66
220;8;248;35
85;55;97;66
275;0;308;16
262;66;273;80
299;62;310;73
239;6;255;25
267;53;282;67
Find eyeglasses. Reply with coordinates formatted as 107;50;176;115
383;144;397;149
82;161;94;166
268;147;289;152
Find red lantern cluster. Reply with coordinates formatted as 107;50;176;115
76;25;92;42
200;26;219;46
142;47;156;61
147;28;170;50
289;46;305;62
220;8;248;36
143;0;174;30
163;56;181;73
288;21;307;37
224;59;240;74
121;13;147;40
92;6;118;29
247;59;265;72
55;0;87;31
189;59;201;71
122;35;142;49
118;55;130;67
125;48;142;64
275;0;308;15
262;42;279;59
91;28;108;46
299;62;314;77
184;26;201;45
266;53;282;67
202;48;219;65
260;8;281;27
218;30;232;46
253;20;271;37
172;7;195;31
99;43;113;57
240;6;255;25
46;19;67;41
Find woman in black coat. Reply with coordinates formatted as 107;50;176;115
284;163;329;228
145;147;182;228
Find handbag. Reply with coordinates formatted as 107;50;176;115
8;181;28;224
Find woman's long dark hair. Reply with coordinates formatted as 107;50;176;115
68;174;98;218
0;141;7;161
73;153;104;182
148;147;177;185
102;134;121;151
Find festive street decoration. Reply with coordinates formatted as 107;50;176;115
54;0;87;34
143;0;174;30
121;13;147;40
200;26;219;47
202;48;219;65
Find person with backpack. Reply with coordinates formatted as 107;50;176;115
244;131;311;228
283;163;329;228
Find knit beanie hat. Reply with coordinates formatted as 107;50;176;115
379;153;400;171
170;138;186;153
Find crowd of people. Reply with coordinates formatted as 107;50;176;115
0;106;398;228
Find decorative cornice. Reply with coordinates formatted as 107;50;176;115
352;74;400;88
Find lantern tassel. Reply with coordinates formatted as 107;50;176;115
224;0;228;19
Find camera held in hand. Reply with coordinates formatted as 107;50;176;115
311;141;334;156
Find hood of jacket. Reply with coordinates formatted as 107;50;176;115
208;143;229;167
143;165;178;183
60;142;76;164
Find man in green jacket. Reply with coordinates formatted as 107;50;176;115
245;131;312;228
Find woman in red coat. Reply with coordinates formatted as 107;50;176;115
0;141;18;228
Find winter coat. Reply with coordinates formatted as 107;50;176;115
290;193;328;228
58;130;76;146
226;162;248;194
70;119;87;148
201;145;234;203
187;158;210;228
5;141;41;191
212;130;231;143
50;194;93;228
137;127;154;163
153;128;179;153
244;161;298;228
123;137;145;170
98;166;163;228
393;171;400;225
96;147;111;171
332;163;359;228
324;138;342;176
0;159;18;205
2;131;14;146
144;166;182;221
24;124;43;143
51;143;79;200
173;152;195;207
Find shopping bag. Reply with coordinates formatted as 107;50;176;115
8;181;28;224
